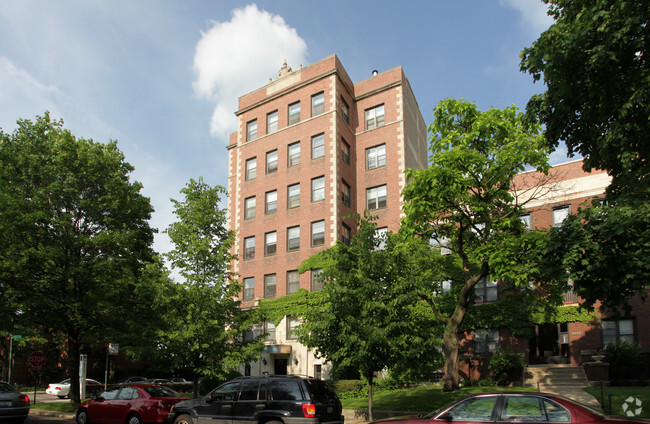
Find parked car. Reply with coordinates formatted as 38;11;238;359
46;378;102;398
76;384;187;424
168;375;343;424
370;392;649;424
118;376;148;384
0;382;29;424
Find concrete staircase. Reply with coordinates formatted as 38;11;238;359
524;364;588;390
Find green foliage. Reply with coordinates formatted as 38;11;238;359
521;1;650;312
489;348;525;386
520;0;650;199
0;112;155;402
401;98;559;391
605;339;642;382
154;178;263;388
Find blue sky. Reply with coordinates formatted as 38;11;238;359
0;0;565;260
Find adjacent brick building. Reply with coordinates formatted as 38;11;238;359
226;55;427;378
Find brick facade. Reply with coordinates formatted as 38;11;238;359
226;55;427;378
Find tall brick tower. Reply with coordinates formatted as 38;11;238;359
226;55;427;378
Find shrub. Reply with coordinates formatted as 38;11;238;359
489;348;525;386
605;339;642;382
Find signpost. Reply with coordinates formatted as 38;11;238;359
28;352;45;404
105;343;119;390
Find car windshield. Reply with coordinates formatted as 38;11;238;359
144;386;184;398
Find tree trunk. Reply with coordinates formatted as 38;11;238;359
367;374;374;422
442;330;460;391
68;338;82;405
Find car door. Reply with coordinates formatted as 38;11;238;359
232;379;265;424
89;386;121;423
195;381;241;424
435;395;499;424
108;386;139;423
495;395;571;424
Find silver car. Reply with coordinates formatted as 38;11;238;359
0;382;29;424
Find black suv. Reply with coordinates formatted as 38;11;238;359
168;375;343;424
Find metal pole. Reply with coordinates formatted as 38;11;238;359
8;336;13;384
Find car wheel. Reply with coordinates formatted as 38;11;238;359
265;420;283;424
127;413;143;424
77;409;90;424
57;395;66;399
174;414;194;424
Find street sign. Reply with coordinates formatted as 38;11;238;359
28;351;46;370
108;343;119;355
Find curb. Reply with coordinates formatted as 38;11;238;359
30;408;76;419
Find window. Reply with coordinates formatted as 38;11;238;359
246;119;257;141
287;183;300;209
287;317;300;340
475;278;497;303
341;139;350;165
375;227;388;250
311;176;325;202
243;277;254;301
311;92;324;116
264;320;276;341
265;190;277;214
287;226;300;251
341;180;351;207
312;134;325;159
366;144;386;169
446;396;497;421
313;364;322;379
288;101;301;125
366;185;387;210
287;270;300;295
311;268;324;291
520;213;532;231
474;328;499;353
502;396;570;423
266;150;278;174
311;220;325;246
342;223;351;246
340;97;350;124
244;196;256;219
365;104;385;130
270;380;302;400
244;236;255;260
245;157;257;180
239;380;261;401
288;142;300;166
264;274;276;299
267;110;278;134
602;319;635;346
265;231;277;256
553;206;570;226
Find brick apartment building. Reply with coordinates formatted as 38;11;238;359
226;55;427;378
458;160;650;381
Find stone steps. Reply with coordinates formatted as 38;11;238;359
524;365;588;388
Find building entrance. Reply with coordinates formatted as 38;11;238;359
274;358;288;375
529;323;570;364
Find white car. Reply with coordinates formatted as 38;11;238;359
45;378;101;398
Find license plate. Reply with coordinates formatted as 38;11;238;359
327;407;333;413
0;401;11;406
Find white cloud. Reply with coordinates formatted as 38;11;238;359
193;4;308;140
499;0;554;36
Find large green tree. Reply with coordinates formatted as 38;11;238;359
162;178;263;397
520;0;650;312
520;0;649;198
262;216;443;421
401;98;565;391
0;113;155;403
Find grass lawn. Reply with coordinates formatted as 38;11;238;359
341;385;536;412
584;386;650;418
31;402;78;414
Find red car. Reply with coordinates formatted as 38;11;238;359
76;384;187;424
374;392;649;424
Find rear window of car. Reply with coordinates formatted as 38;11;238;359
144;386;184;398
0;383;16;393
270;380;303;401
304;380;339;403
